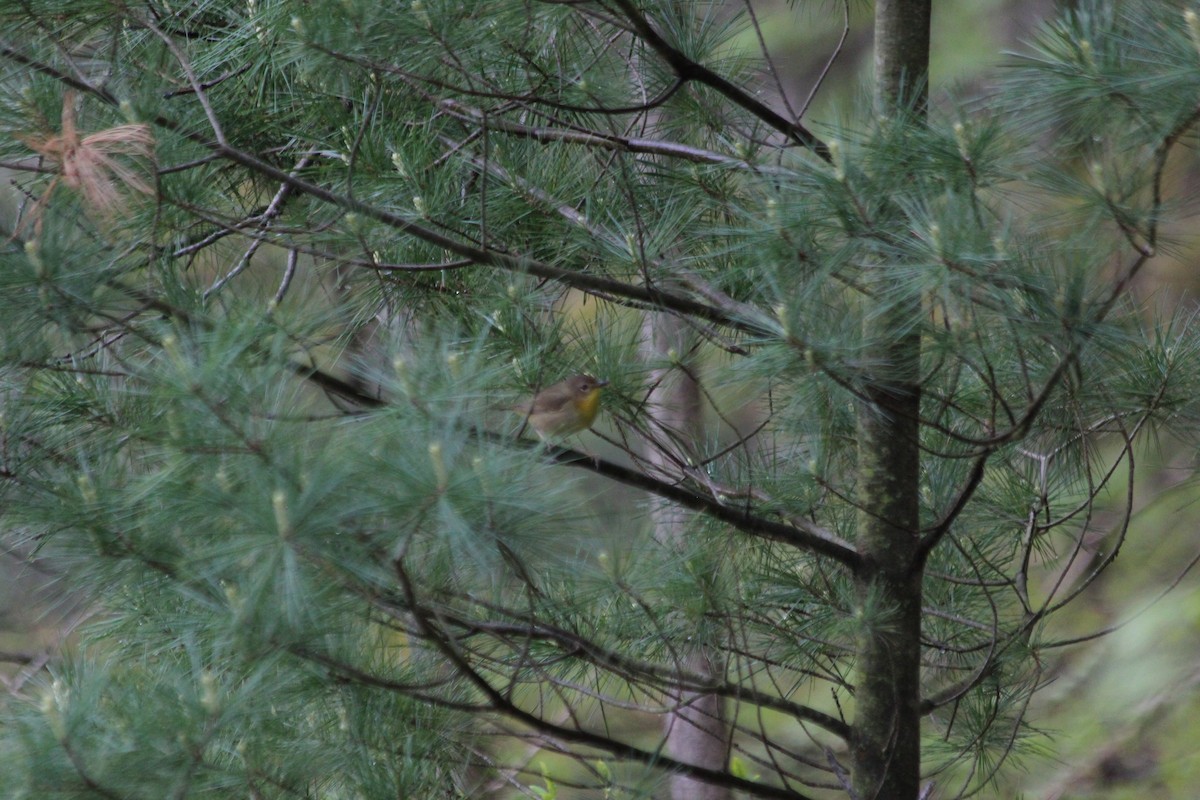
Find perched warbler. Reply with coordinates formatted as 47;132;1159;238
512;374;608;439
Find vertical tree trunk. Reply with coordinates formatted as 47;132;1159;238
874;0;932;114
851;1;931;798
642;313;731;800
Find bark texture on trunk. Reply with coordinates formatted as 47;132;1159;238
850;1;931;798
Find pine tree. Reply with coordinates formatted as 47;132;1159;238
2;1;1200;798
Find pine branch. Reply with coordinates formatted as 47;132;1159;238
607;0;832;161
394;557;823;800
0;47;774;336
537;440;858;565
390;597;853;739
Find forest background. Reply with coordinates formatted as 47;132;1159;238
2;1;1200;798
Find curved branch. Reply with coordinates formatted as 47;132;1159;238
410;600;853;740
916;452;989;563
393;559;820;800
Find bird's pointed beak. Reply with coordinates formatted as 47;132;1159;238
596;378;610;388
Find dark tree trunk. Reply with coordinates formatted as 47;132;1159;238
850;1;931;798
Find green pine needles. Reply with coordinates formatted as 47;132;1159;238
2;1;1200;798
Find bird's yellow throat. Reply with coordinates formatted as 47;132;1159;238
573;387;602;428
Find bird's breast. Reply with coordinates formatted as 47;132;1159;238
573;389;601;426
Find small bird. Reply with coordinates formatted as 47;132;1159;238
512;374;608;439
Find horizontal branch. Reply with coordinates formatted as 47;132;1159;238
435;97;774;168
538;441;859;566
